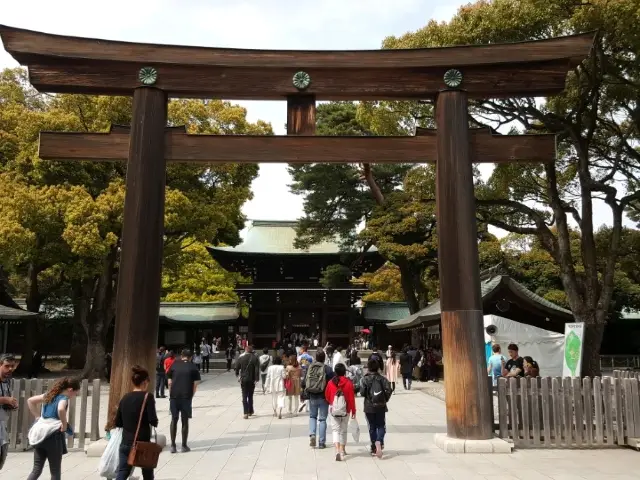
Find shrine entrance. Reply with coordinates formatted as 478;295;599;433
0;24;593;443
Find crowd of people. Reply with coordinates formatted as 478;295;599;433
487;342;540;386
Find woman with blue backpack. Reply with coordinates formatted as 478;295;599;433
325;363;356;462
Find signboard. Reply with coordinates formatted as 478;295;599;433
562;322;585;377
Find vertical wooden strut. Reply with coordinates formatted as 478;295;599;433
287;94;316;135
108;87;168;419
435;90;492;440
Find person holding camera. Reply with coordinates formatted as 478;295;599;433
0;354;18;471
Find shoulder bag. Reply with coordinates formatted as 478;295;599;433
127;393;163;469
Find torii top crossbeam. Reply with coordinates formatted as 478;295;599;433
0;25;593;99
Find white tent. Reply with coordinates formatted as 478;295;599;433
484;314;565;377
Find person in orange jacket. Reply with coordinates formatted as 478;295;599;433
324;363;356;461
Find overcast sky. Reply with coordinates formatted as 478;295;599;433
1;0;631;234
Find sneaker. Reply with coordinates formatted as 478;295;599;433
335;453;341;462
370;444;376;456
181;445;191;453
375;441;383;458
309;436;316;448
243;414;249;419
318;443;326;449
170;445;177;454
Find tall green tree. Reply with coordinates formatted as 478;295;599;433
0;68;272;377
380;0;640;375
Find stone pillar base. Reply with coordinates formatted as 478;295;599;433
434;433;513;454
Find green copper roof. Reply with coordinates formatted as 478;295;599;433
363;302;410;322
388;275;573;331
209;220;377;255
159;302;239;323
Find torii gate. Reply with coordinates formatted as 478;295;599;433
0;25;592;446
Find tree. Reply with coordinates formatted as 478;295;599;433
382;0;640;375
0;68;272;377
360;264;404;303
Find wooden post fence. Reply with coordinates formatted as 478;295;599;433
5;378;102;451
495;376;640;449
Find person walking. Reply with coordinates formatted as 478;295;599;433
297;342;314;412
284;357;302;416
265;356;286;418
325;363;356;461
235;345;260;419
26;377;80;479
487;344;505;386
200;338;211;374
399;347;413;390
385;351;399;393
155;347;167;398
167;349;200;453
225;344;235;371
259;348;272;394
304;350;334;449
361;359;392;458
0;354;17;472
113;366;158;480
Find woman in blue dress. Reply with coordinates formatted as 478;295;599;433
26;377;80;479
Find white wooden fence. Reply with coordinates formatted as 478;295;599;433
5;378;102;451
496;375;640;448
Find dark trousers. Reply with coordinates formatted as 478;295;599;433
365;411;386;446
226;358;232;371
0;443;8;471
116;444;153;480
155;372;166;397
26;432;64;480
402;374;412;390
241;381;255;415
202;356;210;373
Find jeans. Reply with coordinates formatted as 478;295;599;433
365;411;386;446
308;396;328;444
241;381;255;414
116;444;153;480
0;443;7;471
402;374;412;390
155;372;165;397
26;432;64;480
202;356;210;373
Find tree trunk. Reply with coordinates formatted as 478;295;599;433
17;264;42;375
82;334;106;380
581;320;606;377
398;262;420;314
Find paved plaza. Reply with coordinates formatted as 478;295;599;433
4;371;640;480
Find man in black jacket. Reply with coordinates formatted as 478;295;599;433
235;345;260;419
361;358;392;458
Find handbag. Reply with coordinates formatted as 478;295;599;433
284;377;293;394
127;393;163;469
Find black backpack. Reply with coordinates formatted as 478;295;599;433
156;354;165;373
260;356;270;372
367;374;389;408
305;362;327;394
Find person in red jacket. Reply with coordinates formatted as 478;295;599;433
325;363;356;461
164;351;176;374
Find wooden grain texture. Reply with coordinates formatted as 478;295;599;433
77;379;89;449
593;377;604;445
66;394;77;449
287;95;316;135
0;25;593;68
541;377;552;447
508;378;520;446
603;376;614;444
551;377;563;446
498;378;508;439
583;377;594;446
39;130;556;165
19;379;30;450
531;377;541;446
623;379;635;438
572;376;583;447
632;378;640;437
563;377;573;446
614;378;624;444
25;60;575;99
520;378;530;446
90;379;101;441
108;87;167;421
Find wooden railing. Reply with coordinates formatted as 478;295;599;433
495;376;640;448
5;378;102;451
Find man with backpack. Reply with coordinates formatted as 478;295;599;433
259;348;272;394
361;358;392;458
304;350;335;449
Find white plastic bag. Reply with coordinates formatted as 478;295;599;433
98;428;122;478
350;418;360;443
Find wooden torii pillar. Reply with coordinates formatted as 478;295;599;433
0;25;593;444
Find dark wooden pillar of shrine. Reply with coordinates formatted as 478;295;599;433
276;307;282;343
435;90;492;440
248;310;255;344
287;95;316;135
108;87;168;417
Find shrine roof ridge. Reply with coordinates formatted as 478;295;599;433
1;24;594;69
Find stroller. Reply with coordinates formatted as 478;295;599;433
347;364;364;396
